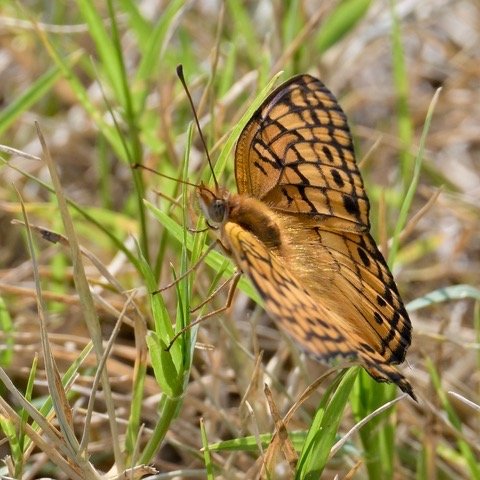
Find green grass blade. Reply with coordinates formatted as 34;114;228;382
390;0;414;185
200;418;215;479
105;0;150;260
388;88;441;265
137;242;186;463
75;0;125;102
37;43;126;160
0;417;21;470
135;0;184;84
407;284;480;311
209;430;307;453
315;0;372;54
19;355;38;443
225;0;260;66
212;72;284;182
351;376;395;479
146;332;182;398
295;369;358;479
38;127;123;469
18;192;80;456
0;297;13;366
118;0;151;45
0;64;65;137
426;358;480;478
1;157;142;274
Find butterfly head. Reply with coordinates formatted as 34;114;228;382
196;183;229;226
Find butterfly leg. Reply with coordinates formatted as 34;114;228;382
152;240;218;294
166;271;242;351
190;270;242;321
190;270;240;313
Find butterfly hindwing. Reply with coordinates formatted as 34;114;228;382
222;221;414;397
233;74;412;368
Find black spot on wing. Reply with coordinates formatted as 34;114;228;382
376;295;387;307
383;287;393;305
322;146;334;163
360;342;375;354
343;194;360;216
357;247;371;267
331;168;344;188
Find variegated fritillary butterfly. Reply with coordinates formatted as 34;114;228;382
197;74;414;398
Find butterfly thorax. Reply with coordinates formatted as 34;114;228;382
197;184;284;253
227;194;282;250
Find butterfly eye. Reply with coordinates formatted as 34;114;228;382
210;199;226;223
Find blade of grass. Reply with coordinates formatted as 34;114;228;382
225;0;261;67
34;342;93;431
209;71;284;188
36;124;123;471
426;358;480;478
350;370;397;480
15;191;99;479
315;0;372;54
200;418;215;479
177;124;195;364
118;0;151;46
330;394;406;458
29;16;127;160
105;0;150;261
135;0;185;85
0;297;13;366
0;394;84;480
406;284;480;312
16;191;78;452
138;127;199;463
79;293;135;454
75;0;125;102
0;416;21;475
209;430;307;453
0;62;70;137
0;368;76;467
295;368;358;479
1;157;142;274
136;236;186;463
390;0;414;186
388;87;441;266
138;394;183;465
17;354;38;472
124;306;149;457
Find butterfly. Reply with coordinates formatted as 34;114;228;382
197;74;414;399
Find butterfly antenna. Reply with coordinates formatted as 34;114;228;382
176;64;219;191
132;163;200;189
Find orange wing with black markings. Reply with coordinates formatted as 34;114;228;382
222;221;413;397
235;74;369;231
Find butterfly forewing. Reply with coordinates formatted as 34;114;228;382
235;74;370;231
